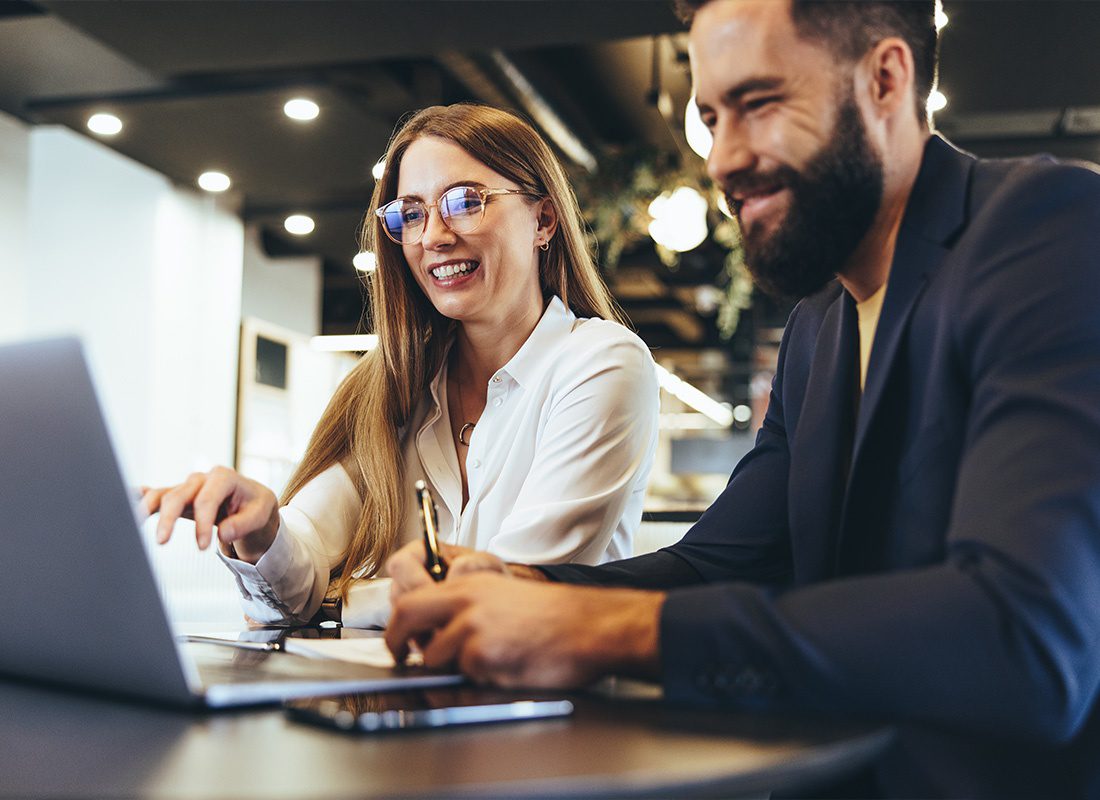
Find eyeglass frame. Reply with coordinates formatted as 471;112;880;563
374;185;541;246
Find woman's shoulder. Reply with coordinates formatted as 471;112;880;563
564;315;652;359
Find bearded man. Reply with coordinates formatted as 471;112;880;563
386;2;1100;795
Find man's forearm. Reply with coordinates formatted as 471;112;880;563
508;563;550;582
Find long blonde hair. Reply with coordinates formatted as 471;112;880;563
281;104;624;600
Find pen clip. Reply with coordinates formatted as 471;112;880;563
415;480;447;581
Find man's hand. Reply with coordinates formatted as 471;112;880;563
385;572;665;689
387;540;548;602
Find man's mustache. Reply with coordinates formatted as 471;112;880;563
721;166;798;219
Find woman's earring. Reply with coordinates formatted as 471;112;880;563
539;240;550;252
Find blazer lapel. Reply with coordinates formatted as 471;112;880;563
788;289;859;583
836;136;974;562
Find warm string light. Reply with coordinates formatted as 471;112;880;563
648;186;709;252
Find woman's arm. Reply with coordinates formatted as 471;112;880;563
215;462;360;624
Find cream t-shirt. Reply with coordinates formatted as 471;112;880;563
856;283;888;391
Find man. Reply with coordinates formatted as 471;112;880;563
386;1;1100;795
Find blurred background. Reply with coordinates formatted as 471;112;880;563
2;0;1098;625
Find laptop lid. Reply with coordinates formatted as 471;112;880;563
0;337;198;705
0;337;461;707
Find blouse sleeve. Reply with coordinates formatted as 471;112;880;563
217;462;359;624
483;325;660;565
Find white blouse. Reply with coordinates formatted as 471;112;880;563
219;296;659;627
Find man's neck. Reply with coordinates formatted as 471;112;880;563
839;130;930;302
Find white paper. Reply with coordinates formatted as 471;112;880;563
283;636;423;668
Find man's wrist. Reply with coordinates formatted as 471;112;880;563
507;563;550;582
587;588;665;681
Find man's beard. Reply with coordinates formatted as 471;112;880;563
726;93;884;299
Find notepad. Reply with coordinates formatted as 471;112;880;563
283;637;424;668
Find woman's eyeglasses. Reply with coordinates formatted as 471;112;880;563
375;185;537;246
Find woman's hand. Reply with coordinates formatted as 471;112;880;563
139;466;280;564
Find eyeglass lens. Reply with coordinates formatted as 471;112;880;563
381;187;485;244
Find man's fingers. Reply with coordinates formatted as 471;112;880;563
420;611;476;670
448;551;509;578
387;544;435;594
385;584;470;664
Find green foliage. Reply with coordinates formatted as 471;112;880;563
575;146;754;338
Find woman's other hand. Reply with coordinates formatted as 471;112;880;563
139;466;280;563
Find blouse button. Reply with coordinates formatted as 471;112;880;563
492;376;502;383
471;459;481;469
492;397;503;408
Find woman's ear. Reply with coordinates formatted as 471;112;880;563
536;198;559;246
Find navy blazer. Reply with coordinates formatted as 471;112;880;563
546;136;1100;798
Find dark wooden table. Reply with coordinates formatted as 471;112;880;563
0;675;892;799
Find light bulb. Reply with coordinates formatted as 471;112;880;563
284;214;315;235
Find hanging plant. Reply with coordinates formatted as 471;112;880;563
575;145;753;338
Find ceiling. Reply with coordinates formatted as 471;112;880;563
3;0;1100;403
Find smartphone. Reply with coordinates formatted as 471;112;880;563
285;689;574;733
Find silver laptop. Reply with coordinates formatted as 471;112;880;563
0;337;461;707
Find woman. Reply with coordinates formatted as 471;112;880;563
143;103;659;628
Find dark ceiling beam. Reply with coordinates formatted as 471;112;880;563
938;105;1100;141
23;77;330;112
244;200;369;222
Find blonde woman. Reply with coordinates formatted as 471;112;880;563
144;104;659;628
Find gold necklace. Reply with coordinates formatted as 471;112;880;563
454;361;476;447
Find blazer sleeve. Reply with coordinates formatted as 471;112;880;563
659;164;1100;745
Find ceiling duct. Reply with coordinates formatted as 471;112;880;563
488;50;598;173
437;50;597;173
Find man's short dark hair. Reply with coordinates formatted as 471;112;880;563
675;0;939;126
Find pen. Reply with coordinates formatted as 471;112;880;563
179;634;283;652
415;479;448;581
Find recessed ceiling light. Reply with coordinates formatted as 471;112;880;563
371;159;386;180
928;90;948;114
353;251;377;272
87;113;122;136
284;214;315;235
284;98;319;121
197;171;231;192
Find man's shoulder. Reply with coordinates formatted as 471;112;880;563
969;149;1100;220
784;281;846;336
